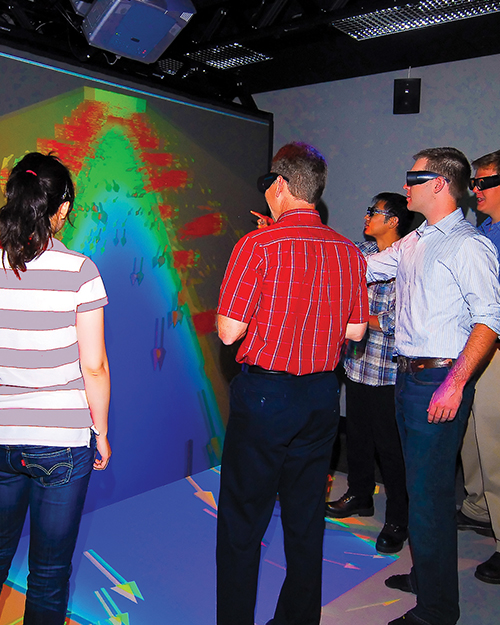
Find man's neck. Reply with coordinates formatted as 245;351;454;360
272;200;315;221
425;202;457;226
375;231;401;251
485;207;500;224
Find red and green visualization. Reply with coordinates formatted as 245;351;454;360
0;86;230;508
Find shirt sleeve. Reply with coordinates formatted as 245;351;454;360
453;234;500;335
347;252;369;324
76;257;108;312
377;282;396;336
366;233;408;282
217;234;264;323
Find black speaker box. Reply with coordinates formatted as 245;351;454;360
393;78;421;115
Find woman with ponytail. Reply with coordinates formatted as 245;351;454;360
0;153;111;625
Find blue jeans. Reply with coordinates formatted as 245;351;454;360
395;367;475;625
217;368;339;625
0;437;95;625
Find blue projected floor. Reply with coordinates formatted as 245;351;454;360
5;469;397;625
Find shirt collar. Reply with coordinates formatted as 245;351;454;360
480;216;500;233
276;207;321;224
416;207;464;237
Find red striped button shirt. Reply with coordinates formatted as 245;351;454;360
217;208;368;375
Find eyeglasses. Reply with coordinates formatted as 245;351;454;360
406;170;450;186
257;172;289;193
469;174;500;191
366;206;390;218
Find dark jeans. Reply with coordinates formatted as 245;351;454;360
345;378;408;527
395;367;475;625
0;438;95;625
216;368;339;625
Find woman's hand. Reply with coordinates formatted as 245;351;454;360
94;434;112;470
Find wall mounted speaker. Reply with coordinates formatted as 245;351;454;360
393;78;421;115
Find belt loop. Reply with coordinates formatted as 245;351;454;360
241;363;249;373
396;355;407;373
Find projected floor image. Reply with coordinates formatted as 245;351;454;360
1;471;398;625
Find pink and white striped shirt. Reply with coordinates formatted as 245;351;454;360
0;238;107;435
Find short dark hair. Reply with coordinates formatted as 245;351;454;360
372;192;412;237
413;147;470;202
472;150;500;174
271;142;327;205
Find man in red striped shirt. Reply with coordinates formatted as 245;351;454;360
216;142;368;625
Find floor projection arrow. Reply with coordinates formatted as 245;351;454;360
344;551;388;559
84;550;144;603
323;558;361;570
95;588;130;624
185;475;217;510
325;517;351;528
346;599;401;611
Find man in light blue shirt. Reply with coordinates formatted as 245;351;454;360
459;149;500;583
366;147;500;625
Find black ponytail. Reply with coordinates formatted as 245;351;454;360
0;153;74;277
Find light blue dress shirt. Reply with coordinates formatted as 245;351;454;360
479;216;500;260
366;208;500;358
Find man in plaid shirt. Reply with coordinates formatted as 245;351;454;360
326;193;412;555
215;142;368;625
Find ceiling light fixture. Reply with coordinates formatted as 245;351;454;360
185;43;272;70
157;58;184;75
332;0;500;41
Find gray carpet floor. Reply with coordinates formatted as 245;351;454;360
325;425;500;625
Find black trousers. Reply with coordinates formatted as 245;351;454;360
216;368;339;625
344;377;408;527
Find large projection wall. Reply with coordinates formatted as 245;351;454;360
0;49;272;511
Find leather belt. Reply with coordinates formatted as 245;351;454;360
397;356;455;373
246;364;291;376
244;364;324;377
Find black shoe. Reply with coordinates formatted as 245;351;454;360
385;574;415;594
388;612;422;624
457;509;494;537
325;492;374;518
475;552;500;584
376;523;408;554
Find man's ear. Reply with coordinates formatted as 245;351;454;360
388;215;399;229
275;175;287;195
433;177;448;194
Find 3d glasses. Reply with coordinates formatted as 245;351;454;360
257;172;289;193
406;170;449;186
469;174;500;191
366;206;390;218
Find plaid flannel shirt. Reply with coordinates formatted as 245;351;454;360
343;240;396;386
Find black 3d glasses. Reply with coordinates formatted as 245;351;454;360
469;174;500;191
257;172;289;193
406;170;450;186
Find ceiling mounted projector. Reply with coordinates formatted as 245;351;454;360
82;0;196;63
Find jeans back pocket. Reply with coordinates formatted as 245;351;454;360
22;448;73;487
